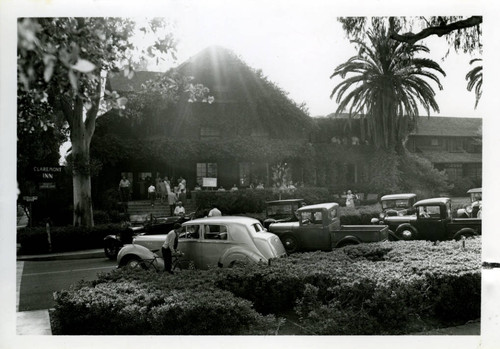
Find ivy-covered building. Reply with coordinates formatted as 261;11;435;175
92;46;314;199
92;46;482;201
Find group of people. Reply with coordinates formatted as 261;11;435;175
120;174;188;215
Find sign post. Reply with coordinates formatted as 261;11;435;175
23;196;38;227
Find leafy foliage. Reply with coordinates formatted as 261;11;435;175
51;238;481;335
331;24;445;151
466;58;482;109
338;16;482;54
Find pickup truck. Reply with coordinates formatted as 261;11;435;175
380;197;481;241
263;199;306;229
268;202;389;253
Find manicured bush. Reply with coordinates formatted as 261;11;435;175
17;223;129;254
51;238;481;335
52;270;281;335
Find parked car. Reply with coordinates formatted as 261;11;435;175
457;188;482;218
379;197;481;241
103;213;192;259
377;193;417;220
268;202;389;253
117;216;287;270
263;199;306;229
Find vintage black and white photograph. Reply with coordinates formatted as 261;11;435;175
2;0;500;348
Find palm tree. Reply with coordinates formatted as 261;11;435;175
466;58;482;109
330;27;445;152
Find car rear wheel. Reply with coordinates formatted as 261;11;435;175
395;225;419;240
282;235;299;253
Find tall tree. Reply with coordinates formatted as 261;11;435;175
16;17;192;227
330;25;445;152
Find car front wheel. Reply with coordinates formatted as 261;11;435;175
104;242;121;260
282;235;299;253
395;225;419;240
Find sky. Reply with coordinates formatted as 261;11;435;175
150;3;483;117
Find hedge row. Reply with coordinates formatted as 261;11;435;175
51;270;280;335
17;224;129;254
51;238;481;335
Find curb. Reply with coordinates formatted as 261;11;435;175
17;249;106;262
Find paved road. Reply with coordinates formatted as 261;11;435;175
18;258;116;311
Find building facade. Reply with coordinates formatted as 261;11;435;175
406;116;482;184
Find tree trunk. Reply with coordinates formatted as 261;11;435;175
72;137;94;227
67;97;95;227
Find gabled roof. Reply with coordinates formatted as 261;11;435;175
410;116;482;137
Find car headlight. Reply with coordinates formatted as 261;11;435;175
379;213;385;219
466;206;473;214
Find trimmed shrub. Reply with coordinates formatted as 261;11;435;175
52;271;280;335
51;239;481;335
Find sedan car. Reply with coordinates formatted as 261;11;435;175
117;216;287;270
104;213;192;259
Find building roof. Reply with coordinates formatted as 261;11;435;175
418;150;482;164
410;116;482;137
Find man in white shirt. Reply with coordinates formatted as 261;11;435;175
208;206;222;217
162;223;182;274
173;201;186;216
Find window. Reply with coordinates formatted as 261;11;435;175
181;225;200;239
444;163;462;180
251;129;269;138
418;206;441;219
430;138;439;146
197;163;218;186
449;138;463;152
251;223;265;233
239;162;250;186
200;127;220;141
204;225;228;240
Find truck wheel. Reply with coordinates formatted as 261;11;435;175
395;225;419;240
282;235;299;253
454;232;476;241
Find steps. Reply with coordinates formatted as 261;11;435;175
126;200;197;217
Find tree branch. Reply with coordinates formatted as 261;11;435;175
84;76;102;142
389;16;482;45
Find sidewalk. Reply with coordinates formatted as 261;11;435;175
16;247;105;335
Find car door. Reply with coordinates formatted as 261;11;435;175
414;205;447;241
177;224;202;268
298;209;330;250
199;224;232;269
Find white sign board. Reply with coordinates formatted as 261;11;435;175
202;177;217;188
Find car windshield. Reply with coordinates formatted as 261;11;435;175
267;204;295;218
382;199;410;209
470;192;482;202
251;223;265;233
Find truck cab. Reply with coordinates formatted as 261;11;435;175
386;197;481;241
269;202;388;253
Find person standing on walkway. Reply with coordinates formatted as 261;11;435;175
345;190;357;208
118;175;131;202
148;183;156;206
162;223;181;274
